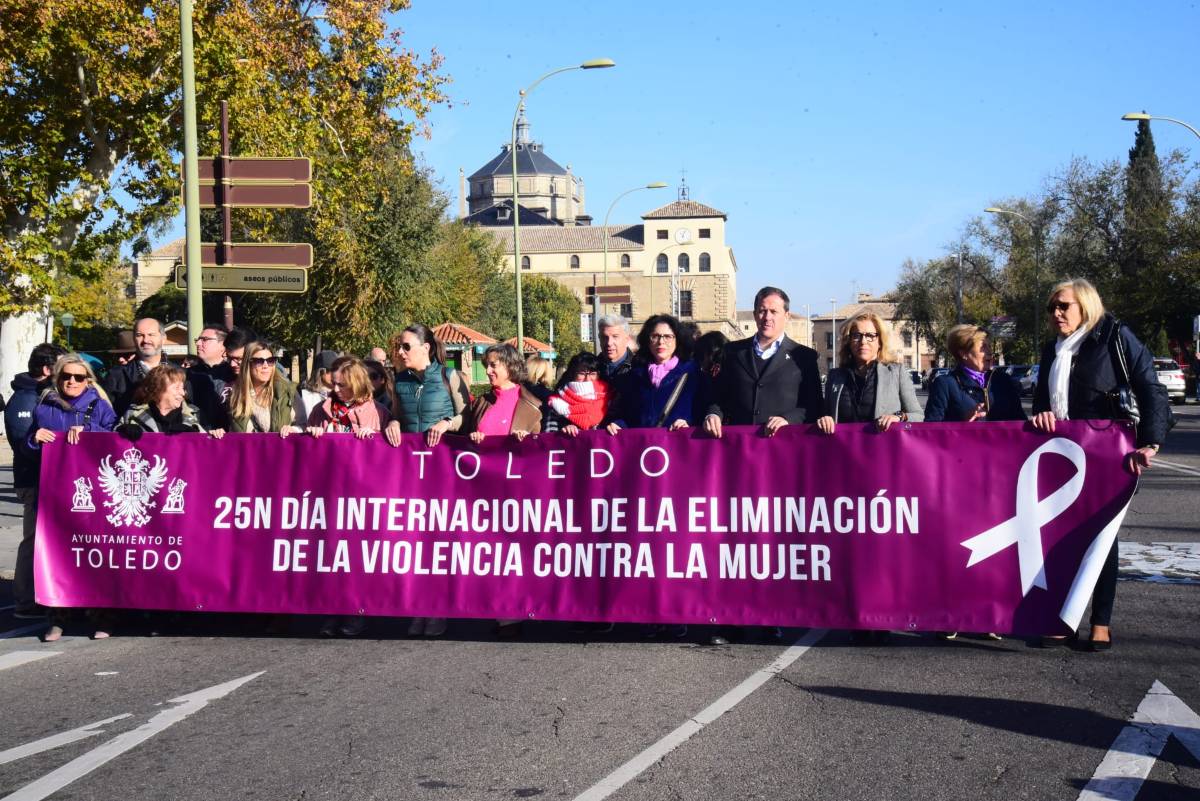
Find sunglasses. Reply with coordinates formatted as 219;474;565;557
60;372;89;384
368;372;384;381
249;356;278;367
397;342;425;353
1046;301;1077;314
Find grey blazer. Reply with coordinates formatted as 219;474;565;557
822;362;921;422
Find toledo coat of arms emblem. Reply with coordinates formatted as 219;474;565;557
95;447;171;527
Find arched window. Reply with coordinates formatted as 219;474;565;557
570;254;580;269
699;252;711;272
620;254;631;269
656;254;668;273
678;253;690;273
521;256;530;270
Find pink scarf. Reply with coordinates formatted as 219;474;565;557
648;356;679;388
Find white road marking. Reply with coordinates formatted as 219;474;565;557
0;624;48;640
0;604;14;612
1151;458;1200;478
1077;680;1200;801
0;651;58;672
573;629;827;801
0;714;132;766
0;671;264;801
1120;541;1200;584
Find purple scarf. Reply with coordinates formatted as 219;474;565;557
961;366;987;388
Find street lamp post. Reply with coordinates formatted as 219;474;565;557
60;312;74;348
1121;112;1200;141
511;59;615;347
986;206;1044;357
597;182;667;348
829;298;838;368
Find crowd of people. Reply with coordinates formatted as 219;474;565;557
3;279;1171;649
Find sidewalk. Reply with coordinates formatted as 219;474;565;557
0;439;22;580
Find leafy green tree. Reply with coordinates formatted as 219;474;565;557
470;274;585;360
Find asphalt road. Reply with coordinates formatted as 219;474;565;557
1;397;1197;801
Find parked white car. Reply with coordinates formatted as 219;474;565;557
1153;358;1186;404
1020;364;1039;396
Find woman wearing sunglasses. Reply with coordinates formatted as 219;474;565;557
1031;278;1170;652
27;355;119;641
383;324;470;451
228;341;302;436
382;324;470;638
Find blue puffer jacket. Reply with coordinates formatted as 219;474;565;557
924;367;1026;422
28;386;118;450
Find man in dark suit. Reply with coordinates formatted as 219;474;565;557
703;286;821;438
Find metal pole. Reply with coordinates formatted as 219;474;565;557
1033;223;1043;359
180;0;203;355
511;98;525;346
955;251;964;324
830;299;838;369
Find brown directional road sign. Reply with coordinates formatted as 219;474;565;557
194;183;311;209
194;157;312;183
200;242;312;268
586;283;632;304
175;265;308;294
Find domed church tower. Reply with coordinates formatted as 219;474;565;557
464;110;589;226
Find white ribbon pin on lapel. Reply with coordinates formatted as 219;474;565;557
961;438;1086;596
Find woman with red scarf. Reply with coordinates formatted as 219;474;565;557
305;355;390;637
546;352;610;435
306;356;391;439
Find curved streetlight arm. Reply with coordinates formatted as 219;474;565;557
510;59;616;346
1122;113;1200;141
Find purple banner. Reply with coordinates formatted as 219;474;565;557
35;422;1137;634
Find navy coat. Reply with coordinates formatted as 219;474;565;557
924;367;1026;423
609;359;699;429
1032;314;1170;447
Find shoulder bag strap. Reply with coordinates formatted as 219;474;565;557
654;373;689;428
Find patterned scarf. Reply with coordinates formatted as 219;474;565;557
548;381;609;430
329;398;356;431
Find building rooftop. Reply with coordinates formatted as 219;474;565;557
642;200;727;220
469;144;568;179
463;201;561;227
484;224;645;254
146;238;184;260
434;322;497;346
505;336;555;355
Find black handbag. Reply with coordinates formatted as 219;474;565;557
1109;325;1176;433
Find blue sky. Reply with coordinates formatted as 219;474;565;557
392;0;1199;312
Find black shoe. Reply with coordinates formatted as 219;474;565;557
708;634;731;646
762;626;783;641
496;622;522;640
1088;634;1113;652
1038;631;1078;648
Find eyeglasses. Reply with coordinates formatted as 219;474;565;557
1046;300;1077;314
574;370;599;379
849;332;879;342
195;336;221;344
60;372;89;384
249;356;278;367
649;333;676;342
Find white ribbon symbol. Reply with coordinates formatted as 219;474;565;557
961;437;1086;595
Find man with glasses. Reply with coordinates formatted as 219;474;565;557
190;323;233;427
5;343;67;618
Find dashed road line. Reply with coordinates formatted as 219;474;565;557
573;628;827;801
0;651;58;672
